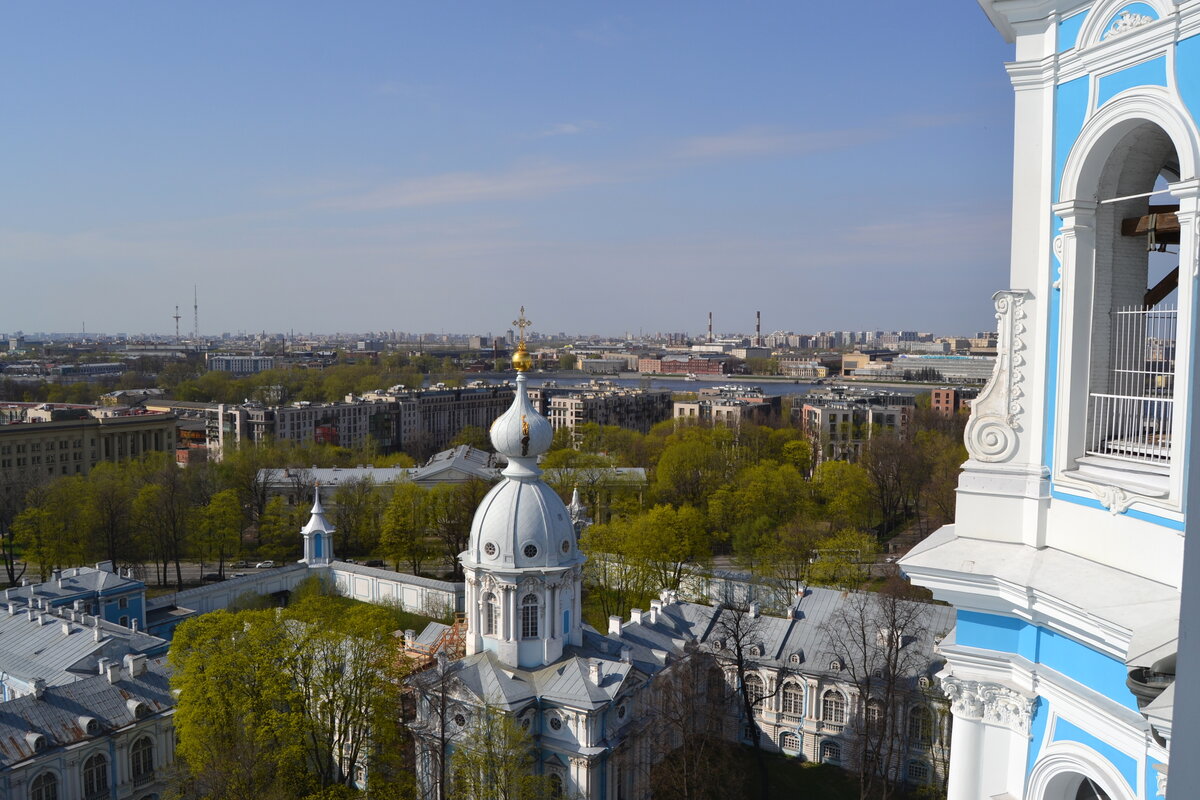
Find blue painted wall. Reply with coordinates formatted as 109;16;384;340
1054;717;1138;791
1059;10;1089;53
956;611;1138;710
1097;56;1167;107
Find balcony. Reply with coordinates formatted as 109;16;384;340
1080;306;1175;493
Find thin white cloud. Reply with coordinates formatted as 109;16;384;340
323;163;625;210
674;126;881;160
535;121;598;138
674;115;969;161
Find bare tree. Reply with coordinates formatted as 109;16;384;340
710;604;793;800
646;643;745;800
819;576;936;800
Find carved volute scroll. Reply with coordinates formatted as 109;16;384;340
964;290;1032;463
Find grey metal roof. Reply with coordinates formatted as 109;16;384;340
0;657;173;768
604;589;954;681
5;565;142;606
0;602;168;687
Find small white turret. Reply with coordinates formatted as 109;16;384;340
300;484;335;566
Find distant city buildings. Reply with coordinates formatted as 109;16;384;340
205;353;277;375
529;382;672;433
0;403;177;483
673;385;782;426
796;388;916;464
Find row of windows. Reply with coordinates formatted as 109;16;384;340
30;737;154;800
739;676;936;743
482;593;542;639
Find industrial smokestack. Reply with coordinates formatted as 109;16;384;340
756;311;762;346
708;311;713;343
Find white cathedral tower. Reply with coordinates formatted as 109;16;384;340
461;311;584;669
300;484;335;566
902;2;1200;798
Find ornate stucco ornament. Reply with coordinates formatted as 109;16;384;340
940;674;1036;736
1086;482;1136;515
964;290;1031;463
1101;10;1155;41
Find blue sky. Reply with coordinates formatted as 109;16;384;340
0;2;1016;338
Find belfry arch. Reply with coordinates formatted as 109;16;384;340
1052;90;1200;508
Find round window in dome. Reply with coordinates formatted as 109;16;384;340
549;717;562;731
523;544;538;559
454;713;466;727
561;540;570;554
484;542;497;557
617;704;627;719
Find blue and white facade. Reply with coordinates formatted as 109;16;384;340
901;2;1200;798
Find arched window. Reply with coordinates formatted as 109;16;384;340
482;592;498;636
744;674;765;707
908;706;933;746
520;594;539;639
1056;118;1189;499
779;731;801;753
707;668;726;701
30;772;57;800
819;740;841;764
82;753;108;798
549;773;564;800
781;682;803;716
822;690;845;724
907;760;931;784
130;736;154;781
865;698;885;730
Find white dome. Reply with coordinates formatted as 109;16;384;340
489;374;553;461
463;478;582;570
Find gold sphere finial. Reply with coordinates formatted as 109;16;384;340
512;306;532;372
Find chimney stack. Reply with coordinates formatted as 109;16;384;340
608;615;622;636
708;311;714;343
756;310;762;346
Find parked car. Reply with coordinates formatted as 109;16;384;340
201;573;224;582
255;560;275;569
229;560;250;569
364;559;386;568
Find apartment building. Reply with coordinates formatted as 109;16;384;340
529;382;672;433
0;404;176;483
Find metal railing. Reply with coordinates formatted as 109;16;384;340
1086;306;1176;465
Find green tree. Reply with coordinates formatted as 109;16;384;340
380;482;433;573
13;479;89;580
428;479;492;580
171;590;413;799
257;496;302;562
708;461;808;560
808;528;880;589
84;461;138;568
813;460;875;532
449;706;553;800
450;425;491;451
332;478;384;556
170;609;311;800
200;489;244;576
625;504;711;592
780;439;813;475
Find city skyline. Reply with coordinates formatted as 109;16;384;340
2;2;1014;335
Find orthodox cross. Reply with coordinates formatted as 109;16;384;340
513;306;532;344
